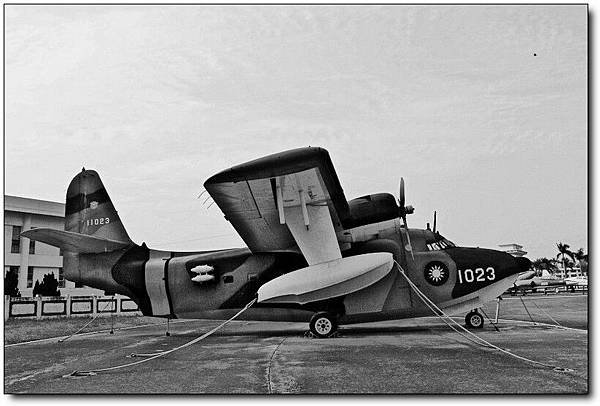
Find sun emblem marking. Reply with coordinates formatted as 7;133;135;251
424;262;449;286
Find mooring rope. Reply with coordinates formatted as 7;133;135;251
393;260;573;372
519;296;538;325
58;299;114;343
66;298;256;377
479;307;500;332
529;299;564;328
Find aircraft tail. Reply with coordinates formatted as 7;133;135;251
22;169;138;296
65;169;132;243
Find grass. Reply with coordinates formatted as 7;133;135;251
4;315;162;345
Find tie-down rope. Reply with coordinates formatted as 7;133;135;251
58;300;114;343
528;298;565;328
394;260;574;373
65;298;256;377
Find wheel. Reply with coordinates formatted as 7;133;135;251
465;311;484;329
309;312;338;338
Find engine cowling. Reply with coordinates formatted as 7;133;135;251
346;193;398;229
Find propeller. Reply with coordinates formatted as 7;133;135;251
398;177;415;260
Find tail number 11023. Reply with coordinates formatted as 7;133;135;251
457;267;495;284
86;217;110;226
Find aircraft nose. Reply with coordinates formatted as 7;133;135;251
493;251;529;280
515;257;532;273
447;248;528;298
445;247;526;281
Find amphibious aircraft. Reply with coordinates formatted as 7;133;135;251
23;147;531;337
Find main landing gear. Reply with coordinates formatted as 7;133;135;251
309;311;338;338
465;310;484;329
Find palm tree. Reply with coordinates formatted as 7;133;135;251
573;248;588;275
532;257;558;276
556;242;574;277
573;248;587;263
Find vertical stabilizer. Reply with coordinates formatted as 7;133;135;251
65;169;132;243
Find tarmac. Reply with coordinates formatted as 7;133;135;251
4;294;588;394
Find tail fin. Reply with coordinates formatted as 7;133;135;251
23;169;138;296
65;169;132;243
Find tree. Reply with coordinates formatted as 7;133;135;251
556;242;574;277
32;280;40;296
573;248;588;275
32;273;61;297
4;268;21;297
531;257;558;276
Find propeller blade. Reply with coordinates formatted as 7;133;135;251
403;216;415;261
399;177;405;209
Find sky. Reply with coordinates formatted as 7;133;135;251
4;4;588;260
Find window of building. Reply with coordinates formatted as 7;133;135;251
11;226;21;253
27;266;34;288
58;267;65;288
9;266;19;276
28;226;36;254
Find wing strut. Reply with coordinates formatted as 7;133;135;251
276;176;285;225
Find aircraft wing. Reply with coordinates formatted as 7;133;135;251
204;147;351;265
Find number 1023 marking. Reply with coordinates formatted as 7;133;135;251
457;267;495;284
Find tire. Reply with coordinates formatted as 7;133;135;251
309;312;338;338
465;311;484;329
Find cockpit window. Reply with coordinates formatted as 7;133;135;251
426;233;456;251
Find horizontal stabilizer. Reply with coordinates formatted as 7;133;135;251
21;228;132;254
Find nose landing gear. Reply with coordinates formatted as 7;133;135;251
465;310;484;329
309;311;338;338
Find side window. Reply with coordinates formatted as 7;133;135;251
223;275;234;284
28;227;37;254
11;226;21;253
27;266;34;288
58;267;65;288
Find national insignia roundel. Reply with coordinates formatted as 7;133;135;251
423;261;449;286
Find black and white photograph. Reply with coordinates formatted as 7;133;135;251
3;2;589;395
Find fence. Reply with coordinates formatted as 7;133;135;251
4;295;141;321
508;284;588;296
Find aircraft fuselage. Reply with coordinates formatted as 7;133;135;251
65;218;528;324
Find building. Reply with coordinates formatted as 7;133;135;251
4;195;102;297
498;243;527;257
557;265;585;279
